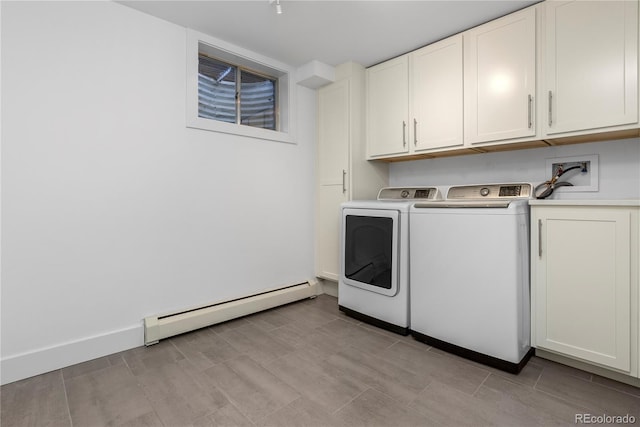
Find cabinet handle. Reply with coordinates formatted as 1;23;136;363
527;95;533;129
342;170;346;194
402;121;407;147
413;119;418;146
538;219;543;258
548;91;553;127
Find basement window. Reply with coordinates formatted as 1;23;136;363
186;30;295;143
198;55;277;130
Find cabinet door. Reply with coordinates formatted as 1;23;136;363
545;0;638;135
316;185;347;281
464;6;536;144
318;80;349;187
366;56;410;157
533;207;631;372
317;80;350;280
411;34;464;151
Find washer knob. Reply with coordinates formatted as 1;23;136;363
401;190;410;198
480;187;490;197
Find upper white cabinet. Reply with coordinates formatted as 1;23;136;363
367;34;463;158
365;0;639;161
544;0;638;136
464;6;537;144
411;34;464;152
366;56;410;157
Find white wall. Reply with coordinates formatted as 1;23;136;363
390;138;640;200
1;1;316;384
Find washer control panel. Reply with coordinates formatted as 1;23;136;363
447;183;532;200
378;187;441;201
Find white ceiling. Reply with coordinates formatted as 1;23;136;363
118;0;540;68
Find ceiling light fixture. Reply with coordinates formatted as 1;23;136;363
269;0;283;15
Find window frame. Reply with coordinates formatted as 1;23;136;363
186;29;296;144
198;54;278;130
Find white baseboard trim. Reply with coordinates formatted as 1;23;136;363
1;324;143;385
535;348;640;388
144;281;318;345
319;278;338;297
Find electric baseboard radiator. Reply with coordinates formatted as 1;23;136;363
143;279;318;345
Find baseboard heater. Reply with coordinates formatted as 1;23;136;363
143;279;318;346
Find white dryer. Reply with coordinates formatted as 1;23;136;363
339;187;441;335
410;183;534;373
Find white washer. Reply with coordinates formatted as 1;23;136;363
339;187;441;335
409;183;534;373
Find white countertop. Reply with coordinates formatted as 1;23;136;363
529;199;640;207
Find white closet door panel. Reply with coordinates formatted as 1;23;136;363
316;185;347;281
318;80;349;185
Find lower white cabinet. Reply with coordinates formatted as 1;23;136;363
531;203;639;376
316;185;347;280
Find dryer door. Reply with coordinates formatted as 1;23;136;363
341;208;399;297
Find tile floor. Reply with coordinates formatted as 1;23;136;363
2;294;639;426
